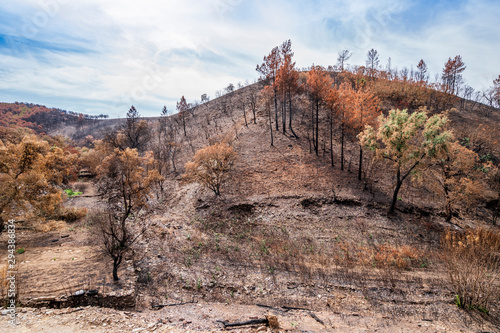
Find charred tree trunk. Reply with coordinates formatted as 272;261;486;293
268;103;274;147
311;101;316;154
112;255;122;281
389;162;419;213
282;94;286;134
242;101;248;127
182;113;187;137
329;111;334;167
358;145;363;180
340;122;344;171
274;90;279;131
444;187;452;222
288;91;298;138
390;167;403;214
315;99;319;156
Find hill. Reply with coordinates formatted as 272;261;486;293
1;71;499;332
0;102;108;137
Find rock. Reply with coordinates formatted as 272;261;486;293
87;289;98;296
33;296;56;302
73;290;85;296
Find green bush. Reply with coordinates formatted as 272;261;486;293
64;189;82;197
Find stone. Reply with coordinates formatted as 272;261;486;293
73;290;86;297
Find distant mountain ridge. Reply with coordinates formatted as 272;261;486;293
0;102;108;134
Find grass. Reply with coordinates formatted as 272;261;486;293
64;189;83;197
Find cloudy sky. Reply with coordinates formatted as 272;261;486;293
0;0;499;118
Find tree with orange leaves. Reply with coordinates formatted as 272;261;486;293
348;87;381;179
426;141;489;222
416;59;428;83
275;40;299;137
307;65;332;155
442;55;466;95
335;81;356;170
262;85;275;146
95;144;162;281
325;87;339;166
0;135;76;231
183;141;237;196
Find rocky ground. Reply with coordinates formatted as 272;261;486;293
1;300;496;332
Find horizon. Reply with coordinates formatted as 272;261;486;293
0;0;499;118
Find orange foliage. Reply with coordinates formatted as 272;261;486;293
0;102;104;136
0;135;77;227
427;141;491;221
256;46;281;83
183;141;237;196
307;65;332;101
373;244;424;269
442;55;466;95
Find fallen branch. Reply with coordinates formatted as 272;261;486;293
217;318;268;328
309;312;324;325
282;305;310;311
256;304;282;311
152;300;196;309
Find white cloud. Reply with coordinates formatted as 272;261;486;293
0;0;498;117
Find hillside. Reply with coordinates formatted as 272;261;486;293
1;75;500;332
0;102;108;137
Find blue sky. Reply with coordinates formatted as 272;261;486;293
0;0;499;118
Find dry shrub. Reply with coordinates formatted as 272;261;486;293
56;207;88;222
183;141;236;196
373;244;424;269
32;219;67;232
442;227;500;312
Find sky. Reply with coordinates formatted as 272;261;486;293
0;0;499;118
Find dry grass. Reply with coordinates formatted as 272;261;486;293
32;219;68;232
56;207;88;222
373;244;426;269
442;227;500;312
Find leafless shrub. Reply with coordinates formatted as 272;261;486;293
442;227;500;312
